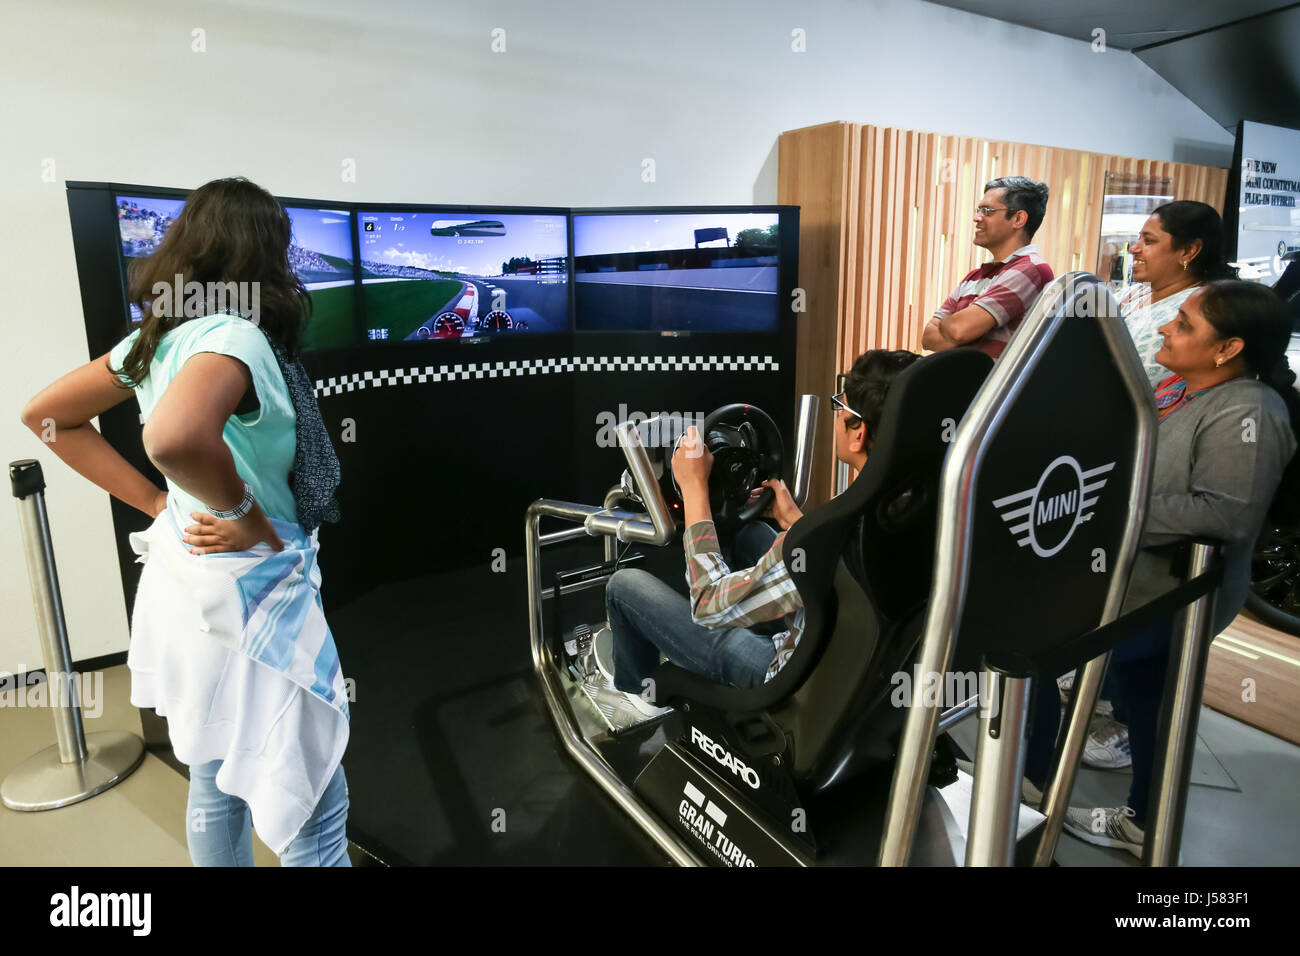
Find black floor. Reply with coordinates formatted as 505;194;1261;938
328;538;684;865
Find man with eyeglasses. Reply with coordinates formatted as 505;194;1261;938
922;176;1054;359
602;349;919;721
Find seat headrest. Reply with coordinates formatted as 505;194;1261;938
785;348;993;611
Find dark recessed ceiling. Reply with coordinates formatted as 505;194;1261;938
923;1;1300;132
922;0;1292;49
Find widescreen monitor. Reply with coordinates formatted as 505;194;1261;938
356;209;569;341
114;192;355;348
573;210;781;333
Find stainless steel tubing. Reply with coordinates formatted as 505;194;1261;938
2;460;144;811
1144;542;1218;867
525;497;702;865
603;484;626;562
937;696;980;732
615;422;674;546
791;394;819;508
965;666;1031;866
521;419;692;865
540;525;592;548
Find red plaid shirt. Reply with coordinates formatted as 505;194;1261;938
934;244;1054;359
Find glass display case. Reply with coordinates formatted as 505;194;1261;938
1096;172;1174;292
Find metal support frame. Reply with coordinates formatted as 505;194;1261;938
529;401;820;867
1145;541;1219;866
965;662;1032;866
527;420;700;865
792;394;819;507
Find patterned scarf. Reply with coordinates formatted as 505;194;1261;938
260;330;342;535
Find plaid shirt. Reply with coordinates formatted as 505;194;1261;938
934;244;1054;359
682;520;805;682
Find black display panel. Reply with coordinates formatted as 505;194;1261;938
356;209;569;341
283;205;357;349
573;210;783;332
113;191;356;349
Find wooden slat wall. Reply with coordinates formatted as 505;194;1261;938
779;122;1230;504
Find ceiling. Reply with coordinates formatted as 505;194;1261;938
922;0;1293;49
922;1;1300;130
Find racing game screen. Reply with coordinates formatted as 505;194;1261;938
356;210;569;341
115;194;356;349
283;206;356;349
116;194;185;324
573;211;780;332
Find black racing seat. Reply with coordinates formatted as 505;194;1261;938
650;348;993;791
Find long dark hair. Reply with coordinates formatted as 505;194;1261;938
1200;279;1300;521
1151;200;1234;283
843;349;921;444
109;177;311;390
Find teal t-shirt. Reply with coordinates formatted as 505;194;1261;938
109;313;299;525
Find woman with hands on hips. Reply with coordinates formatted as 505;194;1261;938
22;176;350;867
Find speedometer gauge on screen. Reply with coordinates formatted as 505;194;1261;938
356;209;569;341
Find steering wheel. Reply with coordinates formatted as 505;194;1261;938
665;403;784;527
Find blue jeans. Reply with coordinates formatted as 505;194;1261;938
186;759;352;866
606;522;783;696
1025;619;1174;825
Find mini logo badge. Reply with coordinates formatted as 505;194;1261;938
992;456;1115;557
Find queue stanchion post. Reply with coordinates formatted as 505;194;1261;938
1144;541;1219;866
2;459;145;811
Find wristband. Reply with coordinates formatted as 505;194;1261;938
209;481;254;521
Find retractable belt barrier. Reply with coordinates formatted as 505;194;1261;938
3;459;144;811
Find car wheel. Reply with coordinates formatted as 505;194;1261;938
1248;522;1300;636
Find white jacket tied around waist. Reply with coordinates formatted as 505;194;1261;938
126;495;350;855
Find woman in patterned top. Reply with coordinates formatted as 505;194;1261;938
1119;200;1234;390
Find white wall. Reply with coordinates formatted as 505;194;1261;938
0;0;1232;674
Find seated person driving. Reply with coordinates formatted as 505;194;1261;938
604;349;920;718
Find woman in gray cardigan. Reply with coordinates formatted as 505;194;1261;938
1061;280;1300;857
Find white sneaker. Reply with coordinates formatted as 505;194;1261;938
1082;717;1132;770
1056;669;1114;718
621;690;672;720
1056;670;1076;706
1063;805;1144;858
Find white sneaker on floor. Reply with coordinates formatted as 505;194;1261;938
621;690;672;720
1056;669;1114;718
1064;805;1144;858
1083;717;1132;769
1056;670;1076;706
